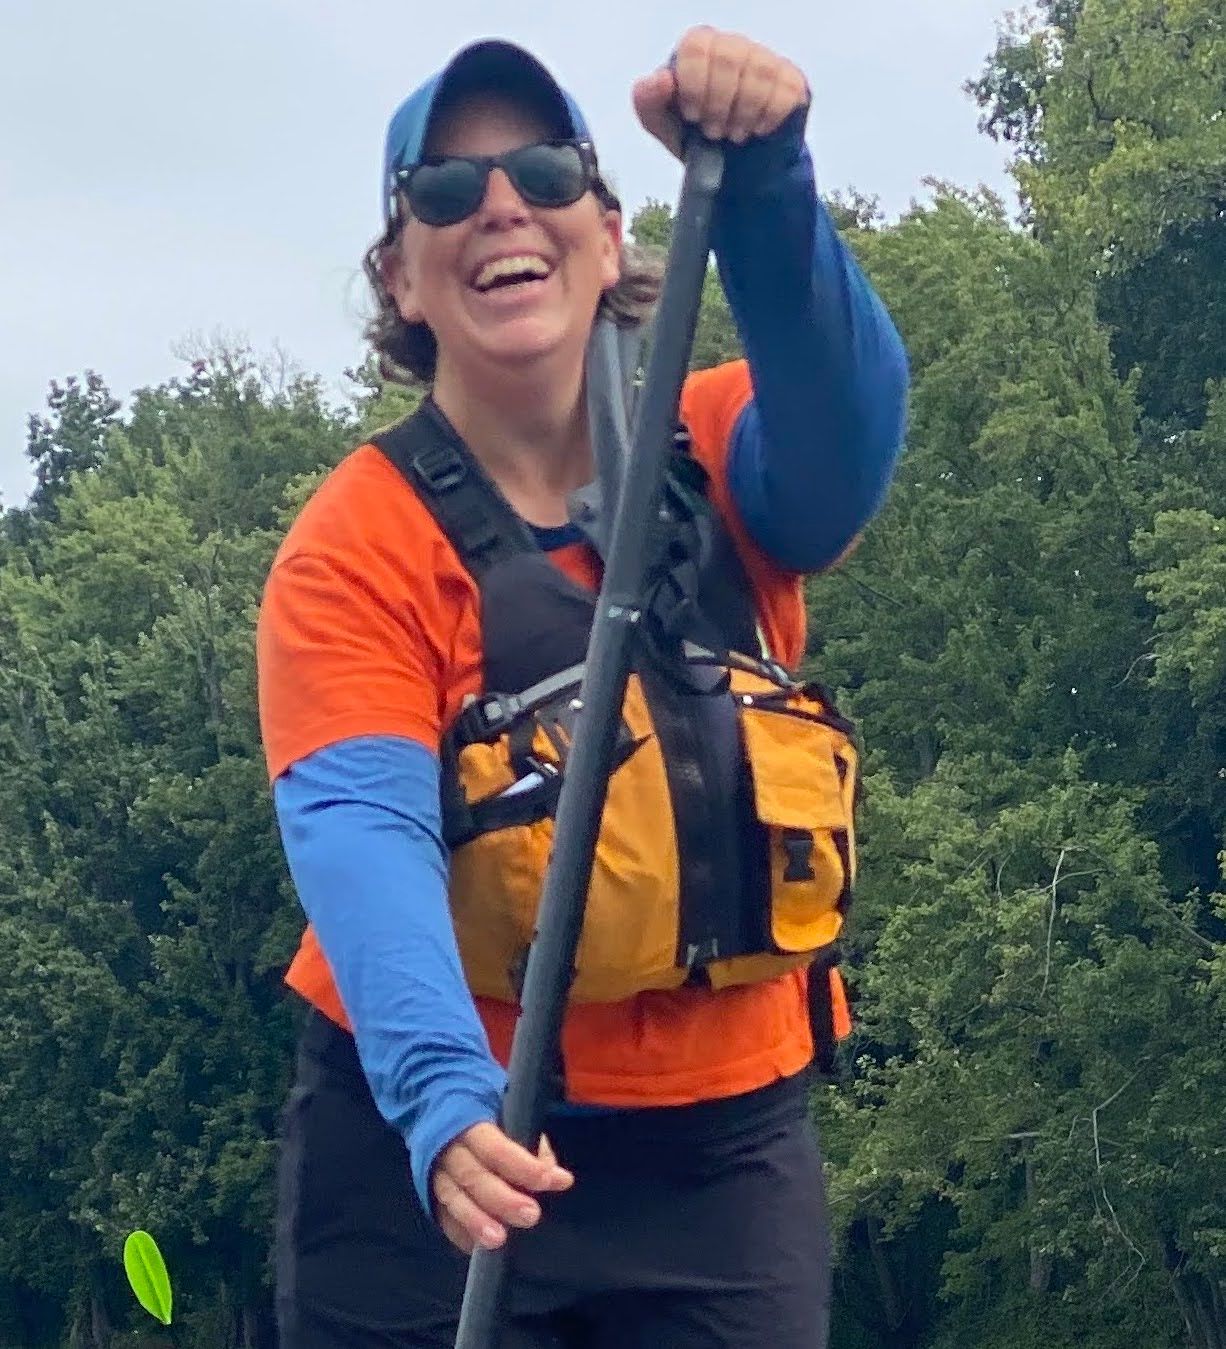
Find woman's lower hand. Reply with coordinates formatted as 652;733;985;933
431;1121;574;1255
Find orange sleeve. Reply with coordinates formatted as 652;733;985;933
256;446;476;782
680;361;807;669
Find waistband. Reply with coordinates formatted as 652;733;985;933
296;1006;812;1158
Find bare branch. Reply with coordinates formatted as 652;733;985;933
1112;651;1158;688
1091;1073;1147;1275
1040;848;1067;999
833;568;906;609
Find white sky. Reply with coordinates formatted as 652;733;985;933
0;0;1019;507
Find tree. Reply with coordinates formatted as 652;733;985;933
804;183;1226;1346
0;345;354;1347
24;372;122;522
971;0;1226;430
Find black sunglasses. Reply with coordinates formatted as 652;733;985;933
393;140;603;228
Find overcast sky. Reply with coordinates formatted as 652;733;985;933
1;0;1020;507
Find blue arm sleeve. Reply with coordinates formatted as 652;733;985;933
713;108;910;572
273;734;506;1215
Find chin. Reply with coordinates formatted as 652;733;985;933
476;321;583;368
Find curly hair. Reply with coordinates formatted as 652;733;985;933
361;190;665;387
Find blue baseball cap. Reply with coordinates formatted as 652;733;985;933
381;39;594;226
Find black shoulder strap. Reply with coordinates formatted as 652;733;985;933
370;399;538;581
658;423;761;660
373;400;758;659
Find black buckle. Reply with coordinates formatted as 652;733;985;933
410;444;466;494
456;692;523;745
782;829;816;883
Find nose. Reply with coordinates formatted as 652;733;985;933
474;166;531;228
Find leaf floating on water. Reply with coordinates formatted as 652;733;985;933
123;1230;173;1325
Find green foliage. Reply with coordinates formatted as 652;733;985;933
631;199;741;367
972;0;1226;429
805;154;1225;1348
0;346;354;1346
1017;0;1226;272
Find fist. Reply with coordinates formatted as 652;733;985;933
632;27;810;159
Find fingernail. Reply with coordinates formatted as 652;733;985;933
516;1204;539;1226
481;1224;504;1248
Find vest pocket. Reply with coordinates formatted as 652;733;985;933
446;677;686;1003
732;672;857;956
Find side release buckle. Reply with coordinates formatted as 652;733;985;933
782;829;817;883
456;691;524;745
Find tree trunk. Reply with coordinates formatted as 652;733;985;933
1024;1154;1053;1293
1165;1235;1226;1349
89;1291;110;1349
865;1218;905;1331
1189;1284;1219;1349
915;730;937;779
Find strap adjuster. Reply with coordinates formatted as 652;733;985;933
456;691;523;745
410;444;466;494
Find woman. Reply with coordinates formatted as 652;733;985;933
259;26;908;1349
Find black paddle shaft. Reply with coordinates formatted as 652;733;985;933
452;135;726;1349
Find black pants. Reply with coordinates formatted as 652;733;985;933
276;1010;831;1348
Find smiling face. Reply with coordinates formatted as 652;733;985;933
383;92;622;387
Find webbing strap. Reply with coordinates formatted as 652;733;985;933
451;662;587;749
371;400;538;580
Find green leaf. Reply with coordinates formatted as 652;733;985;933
123;1229;173;1325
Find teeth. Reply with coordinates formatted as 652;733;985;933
473;255;550;290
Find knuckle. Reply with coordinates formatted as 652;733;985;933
447;1153;482;1191
750;53;779;84
709;44;741;75
681;23;716;48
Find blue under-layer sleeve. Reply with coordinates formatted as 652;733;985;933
713;108;910;573
274;734;506;1214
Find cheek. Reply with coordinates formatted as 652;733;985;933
564;211;621;292
391;229;460;325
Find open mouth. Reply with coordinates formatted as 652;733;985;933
471;254;553;295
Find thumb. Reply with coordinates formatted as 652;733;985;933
632;66;683;159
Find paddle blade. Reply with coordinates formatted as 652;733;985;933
123;1230;173;1325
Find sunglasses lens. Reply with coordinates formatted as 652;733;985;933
406;159;486;226
506;143;588;208
400;143;591;226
